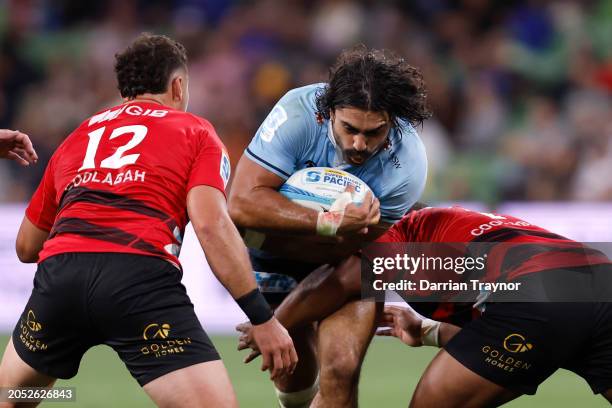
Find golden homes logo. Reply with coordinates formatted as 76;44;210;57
481;333;534;373
141;323;191;358
19;309;48;352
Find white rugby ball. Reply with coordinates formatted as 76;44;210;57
279;167;373;211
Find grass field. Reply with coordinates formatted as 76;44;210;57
1;335;607;407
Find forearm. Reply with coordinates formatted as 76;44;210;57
195;216;257;299
275;257;362;329
275;269;350;329
230;186;319;234
260;222;393;263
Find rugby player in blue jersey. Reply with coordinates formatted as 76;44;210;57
229;46;430;407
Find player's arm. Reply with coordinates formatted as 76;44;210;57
239;222;407;347
17;152;59;263
276;255;362;329
15;218;49;263
187;185;297;379
229;157;378;236
229;156;319;233
377;305;461;347
237;255;363;359
0;129;38;165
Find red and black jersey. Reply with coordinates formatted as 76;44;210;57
377;206;610;282
375;206;610;324
26;101;231;268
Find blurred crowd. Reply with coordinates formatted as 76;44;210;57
0;0;611;204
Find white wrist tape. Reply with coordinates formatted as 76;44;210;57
421;318;441;347
316;192;353;237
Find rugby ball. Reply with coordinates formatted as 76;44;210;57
279;167;373;211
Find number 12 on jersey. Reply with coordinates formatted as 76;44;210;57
79;125;148;171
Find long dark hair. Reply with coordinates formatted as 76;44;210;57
316;45;431;128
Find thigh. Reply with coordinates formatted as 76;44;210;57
10;255;96;380
143;360;237;408
0;337;56;388
603;388;612;403
410;349;520;408
318;300;382;373
0;338;56;408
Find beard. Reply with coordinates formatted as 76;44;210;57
343;148;373;165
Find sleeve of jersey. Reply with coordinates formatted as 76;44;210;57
375;218;408;243
379;126;428;223
244;95;311;180
187;124;231;197
25;157;58;232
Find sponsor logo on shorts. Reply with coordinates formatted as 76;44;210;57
480;333;533;373
503;333;533;353
18;309;48;352
140;322;192;358
26;310;42;332
143;323;171;340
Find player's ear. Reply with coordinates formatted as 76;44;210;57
170;74;183;104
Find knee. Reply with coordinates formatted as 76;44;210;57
320;350;361;387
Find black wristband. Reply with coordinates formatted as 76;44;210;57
236;288;274;325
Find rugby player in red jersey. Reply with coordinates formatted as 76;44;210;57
0;129;37;165
239;205;612;406
0;33;296;408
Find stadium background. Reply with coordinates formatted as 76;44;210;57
0;0;610;406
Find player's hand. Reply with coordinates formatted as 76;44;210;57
249;317;298;380
0;129;38;166
236;321;261;363
338;191;380;235
377;305;423;347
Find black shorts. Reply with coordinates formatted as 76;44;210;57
12;253;219;386
445;300;612;395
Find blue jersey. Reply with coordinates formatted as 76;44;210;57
246;84;428;223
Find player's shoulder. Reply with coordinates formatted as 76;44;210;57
275;83;325;121
390;120;426;162
256;83;325;145
181;111;216;132
280;83;325;105
374;122;425;187
381;121;427;182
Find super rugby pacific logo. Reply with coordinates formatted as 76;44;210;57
302;170;362;192
303;170;322;183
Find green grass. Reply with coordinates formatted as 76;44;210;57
1;335;608;407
